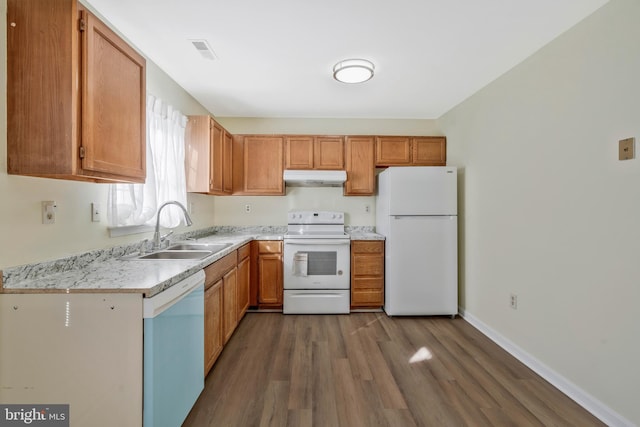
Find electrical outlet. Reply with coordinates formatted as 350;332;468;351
510;294;518;310
365;205;370;213
244;204;251;213
42;201;56;224
91;203;101;222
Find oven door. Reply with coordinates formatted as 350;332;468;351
283;238;351;290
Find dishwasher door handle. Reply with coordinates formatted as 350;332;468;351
143;269;205;318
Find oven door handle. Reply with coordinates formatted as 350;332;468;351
284;239;351;245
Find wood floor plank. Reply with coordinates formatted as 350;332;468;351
288;319;312;410
183;313;606;427
339;315;374;381
259;380;289;427
357;329;408;409
286;409;312;427
332;358;368;427
311;341;339;427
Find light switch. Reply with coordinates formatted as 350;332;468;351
619;137;635;160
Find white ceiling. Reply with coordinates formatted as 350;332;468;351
84;0;608;119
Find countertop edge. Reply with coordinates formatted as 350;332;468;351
2;226;384;297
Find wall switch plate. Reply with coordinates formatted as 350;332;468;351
91;203;101;222
619;137;635;160
42;201;56;224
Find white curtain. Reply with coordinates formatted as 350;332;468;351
108;94;188;228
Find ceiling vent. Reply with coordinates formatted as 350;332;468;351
189;39;217;60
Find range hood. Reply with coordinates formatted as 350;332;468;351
283;170;347;187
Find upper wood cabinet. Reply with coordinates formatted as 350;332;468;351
376;136;446;166
185;116;233;195
285;136;344;170
344;136;376;196
233;136;284;195
7;0;146;183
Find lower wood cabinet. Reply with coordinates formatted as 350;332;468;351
351;240;385;309
204;279;223;375
236;244;251;320
203;244;251;376
251;240;283;309
222;268;237;344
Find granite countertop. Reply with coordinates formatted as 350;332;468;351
348;231;385;240
2;225;383;297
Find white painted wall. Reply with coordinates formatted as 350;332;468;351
0;0;212;269
440;0;640;424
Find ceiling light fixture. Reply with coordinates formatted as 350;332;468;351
333;59;375;84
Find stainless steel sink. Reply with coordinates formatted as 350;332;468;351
137;251;213;260
167;242;232;252
122;241;233;261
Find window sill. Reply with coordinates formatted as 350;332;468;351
108;225;154;238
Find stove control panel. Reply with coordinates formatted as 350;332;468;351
287;211;344;225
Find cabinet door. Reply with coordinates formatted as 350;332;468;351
209;120;224;193
185;116;211;193
80;9;146;181
258;253;283;306
7;1;146;183
204;280;223;375
222;268;238;344
236;255;250;321
285;136;314;169
223;131;234;193
344;136;375;196
412;137;447;166
314;137;344;169
375;136;411;166
243;136;284;195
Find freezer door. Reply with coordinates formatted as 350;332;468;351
384;215;458;316
382;166;457;216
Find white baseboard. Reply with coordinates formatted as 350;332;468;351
459;308;635;427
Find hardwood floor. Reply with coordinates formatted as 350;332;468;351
183;313;605;427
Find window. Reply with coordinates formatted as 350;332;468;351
108;94;188;235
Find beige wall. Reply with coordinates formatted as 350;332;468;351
440;0;639;424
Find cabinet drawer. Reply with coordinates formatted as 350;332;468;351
237;243;251;260
352;289;384;305
351;240;384;254
352;254;383;276
257;240;283;254
204;252;238;288
352;277;383;290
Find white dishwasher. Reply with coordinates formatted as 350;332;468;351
143;269;205;427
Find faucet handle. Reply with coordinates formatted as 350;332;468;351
160;231;174;248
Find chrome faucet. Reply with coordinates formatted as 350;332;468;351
152;201;193;250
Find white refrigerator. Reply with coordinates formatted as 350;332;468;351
376;166;458;316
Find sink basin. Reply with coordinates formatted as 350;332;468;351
167;242;232;252
121;242;233;261
137;251;213;260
